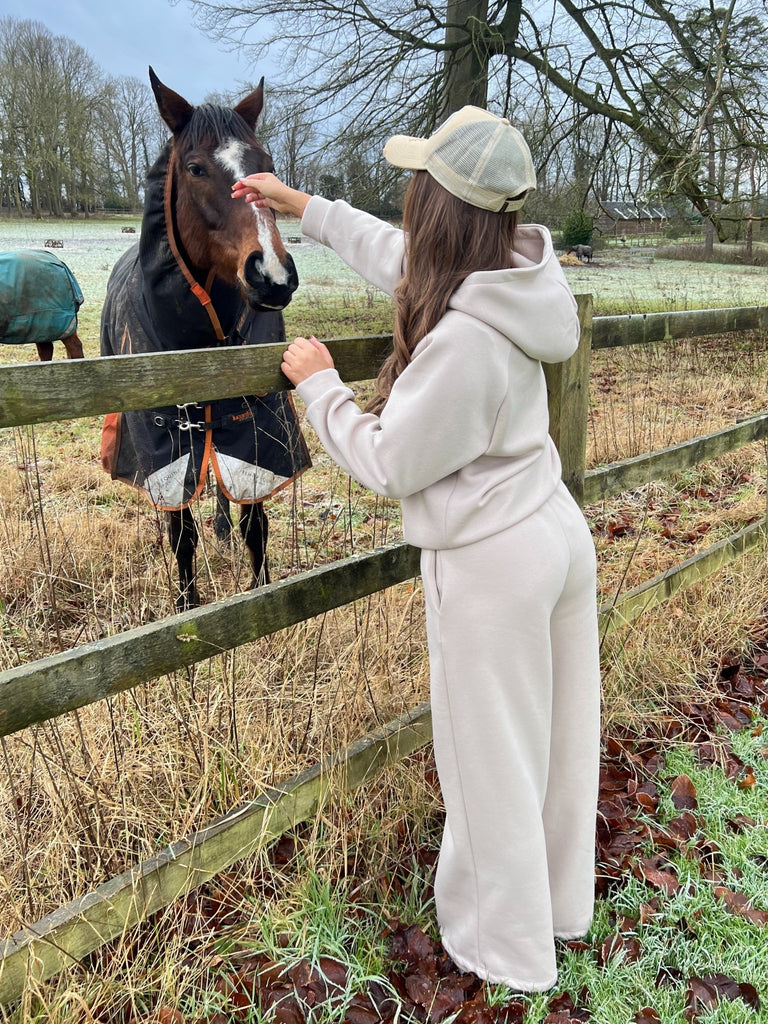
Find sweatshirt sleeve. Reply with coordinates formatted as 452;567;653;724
300;196;406;297
295;327;509;499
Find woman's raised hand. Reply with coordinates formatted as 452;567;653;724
231;173;311;218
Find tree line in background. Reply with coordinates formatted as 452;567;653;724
2;3;768;252
0;17;404;221
0;18;166;217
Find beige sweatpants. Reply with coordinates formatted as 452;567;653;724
420;482;601;992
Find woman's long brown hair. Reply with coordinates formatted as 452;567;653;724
367;170;518;415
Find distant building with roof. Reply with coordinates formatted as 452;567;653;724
597;200;677;238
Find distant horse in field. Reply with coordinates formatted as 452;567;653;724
566;244;593;263
100;68;310;609
0;249;84;361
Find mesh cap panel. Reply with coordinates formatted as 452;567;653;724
384;107;536;212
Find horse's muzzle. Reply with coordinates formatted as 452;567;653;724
242;252;299;311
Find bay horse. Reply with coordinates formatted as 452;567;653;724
100;69;310;610
0;249;84;361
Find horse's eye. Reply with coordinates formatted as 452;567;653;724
187;163;206;178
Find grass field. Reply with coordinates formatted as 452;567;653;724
1;218;768;1022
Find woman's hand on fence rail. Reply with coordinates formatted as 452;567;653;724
282;336;335;385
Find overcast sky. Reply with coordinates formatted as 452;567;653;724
4;0;278;103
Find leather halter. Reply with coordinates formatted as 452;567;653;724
163;151;227;342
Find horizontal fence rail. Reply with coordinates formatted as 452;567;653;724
0;543;421;739
3;306;767;430
584;412;768;505
598;520;768;636
592;304;768;350
0;336;392;429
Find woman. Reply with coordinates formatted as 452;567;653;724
232;106;601;993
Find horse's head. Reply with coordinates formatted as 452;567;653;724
149;68;298;312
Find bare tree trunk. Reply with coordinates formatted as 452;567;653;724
442;0;490;116
745;151;757;260
732;147;743;243
704;81;716;257
12;176;23;215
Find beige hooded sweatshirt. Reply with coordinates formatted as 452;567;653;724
296;196;580;550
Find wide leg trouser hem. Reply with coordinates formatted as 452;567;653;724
440;934;557;993
553;925;592;940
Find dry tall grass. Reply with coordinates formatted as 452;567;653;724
587;332;768;732
2;325;768;1017
0;413;430;935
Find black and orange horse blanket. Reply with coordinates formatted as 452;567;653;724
100;145;310;511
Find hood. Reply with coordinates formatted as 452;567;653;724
447;223;579;363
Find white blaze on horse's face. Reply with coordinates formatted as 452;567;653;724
215;138;289;286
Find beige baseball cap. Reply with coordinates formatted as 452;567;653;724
383;105;536;213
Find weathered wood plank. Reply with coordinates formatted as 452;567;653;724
0;543;421;738
592;305;768;351
0;336;393;429
544;294;592;505
584;413;768;505
3;305;766;430
598;519;767;636
0;701;434;1005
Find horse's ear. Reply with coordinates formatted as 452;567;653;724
233;79;265;130
149;66;195;135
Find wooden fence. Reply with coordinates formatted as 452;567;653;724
1;298;767;1004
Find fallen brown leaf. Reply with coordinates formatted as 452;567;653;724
599;932;642;966
454;1001;497;1024
669;774;698;810
685;973;761;1018
633;1009;661;1024
633;855;680;895
546;990;590;1021
725;813;756;832
713;886;768;925
638;899;662;924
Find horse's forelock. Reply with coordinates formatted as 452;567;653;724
179;103;264;153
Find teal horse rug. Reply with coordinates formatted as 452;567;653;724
0;249;83;344
100;145;310;512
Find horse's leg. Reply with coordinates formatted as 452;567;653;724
167;507;201;610
62;331;85;359
214;486;234;541
35;342;54;361
239;502;270;587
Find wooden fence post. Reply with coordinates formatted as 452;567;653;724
543;293;593;506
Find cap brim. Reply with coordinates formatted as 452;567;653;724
383;134;429;169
